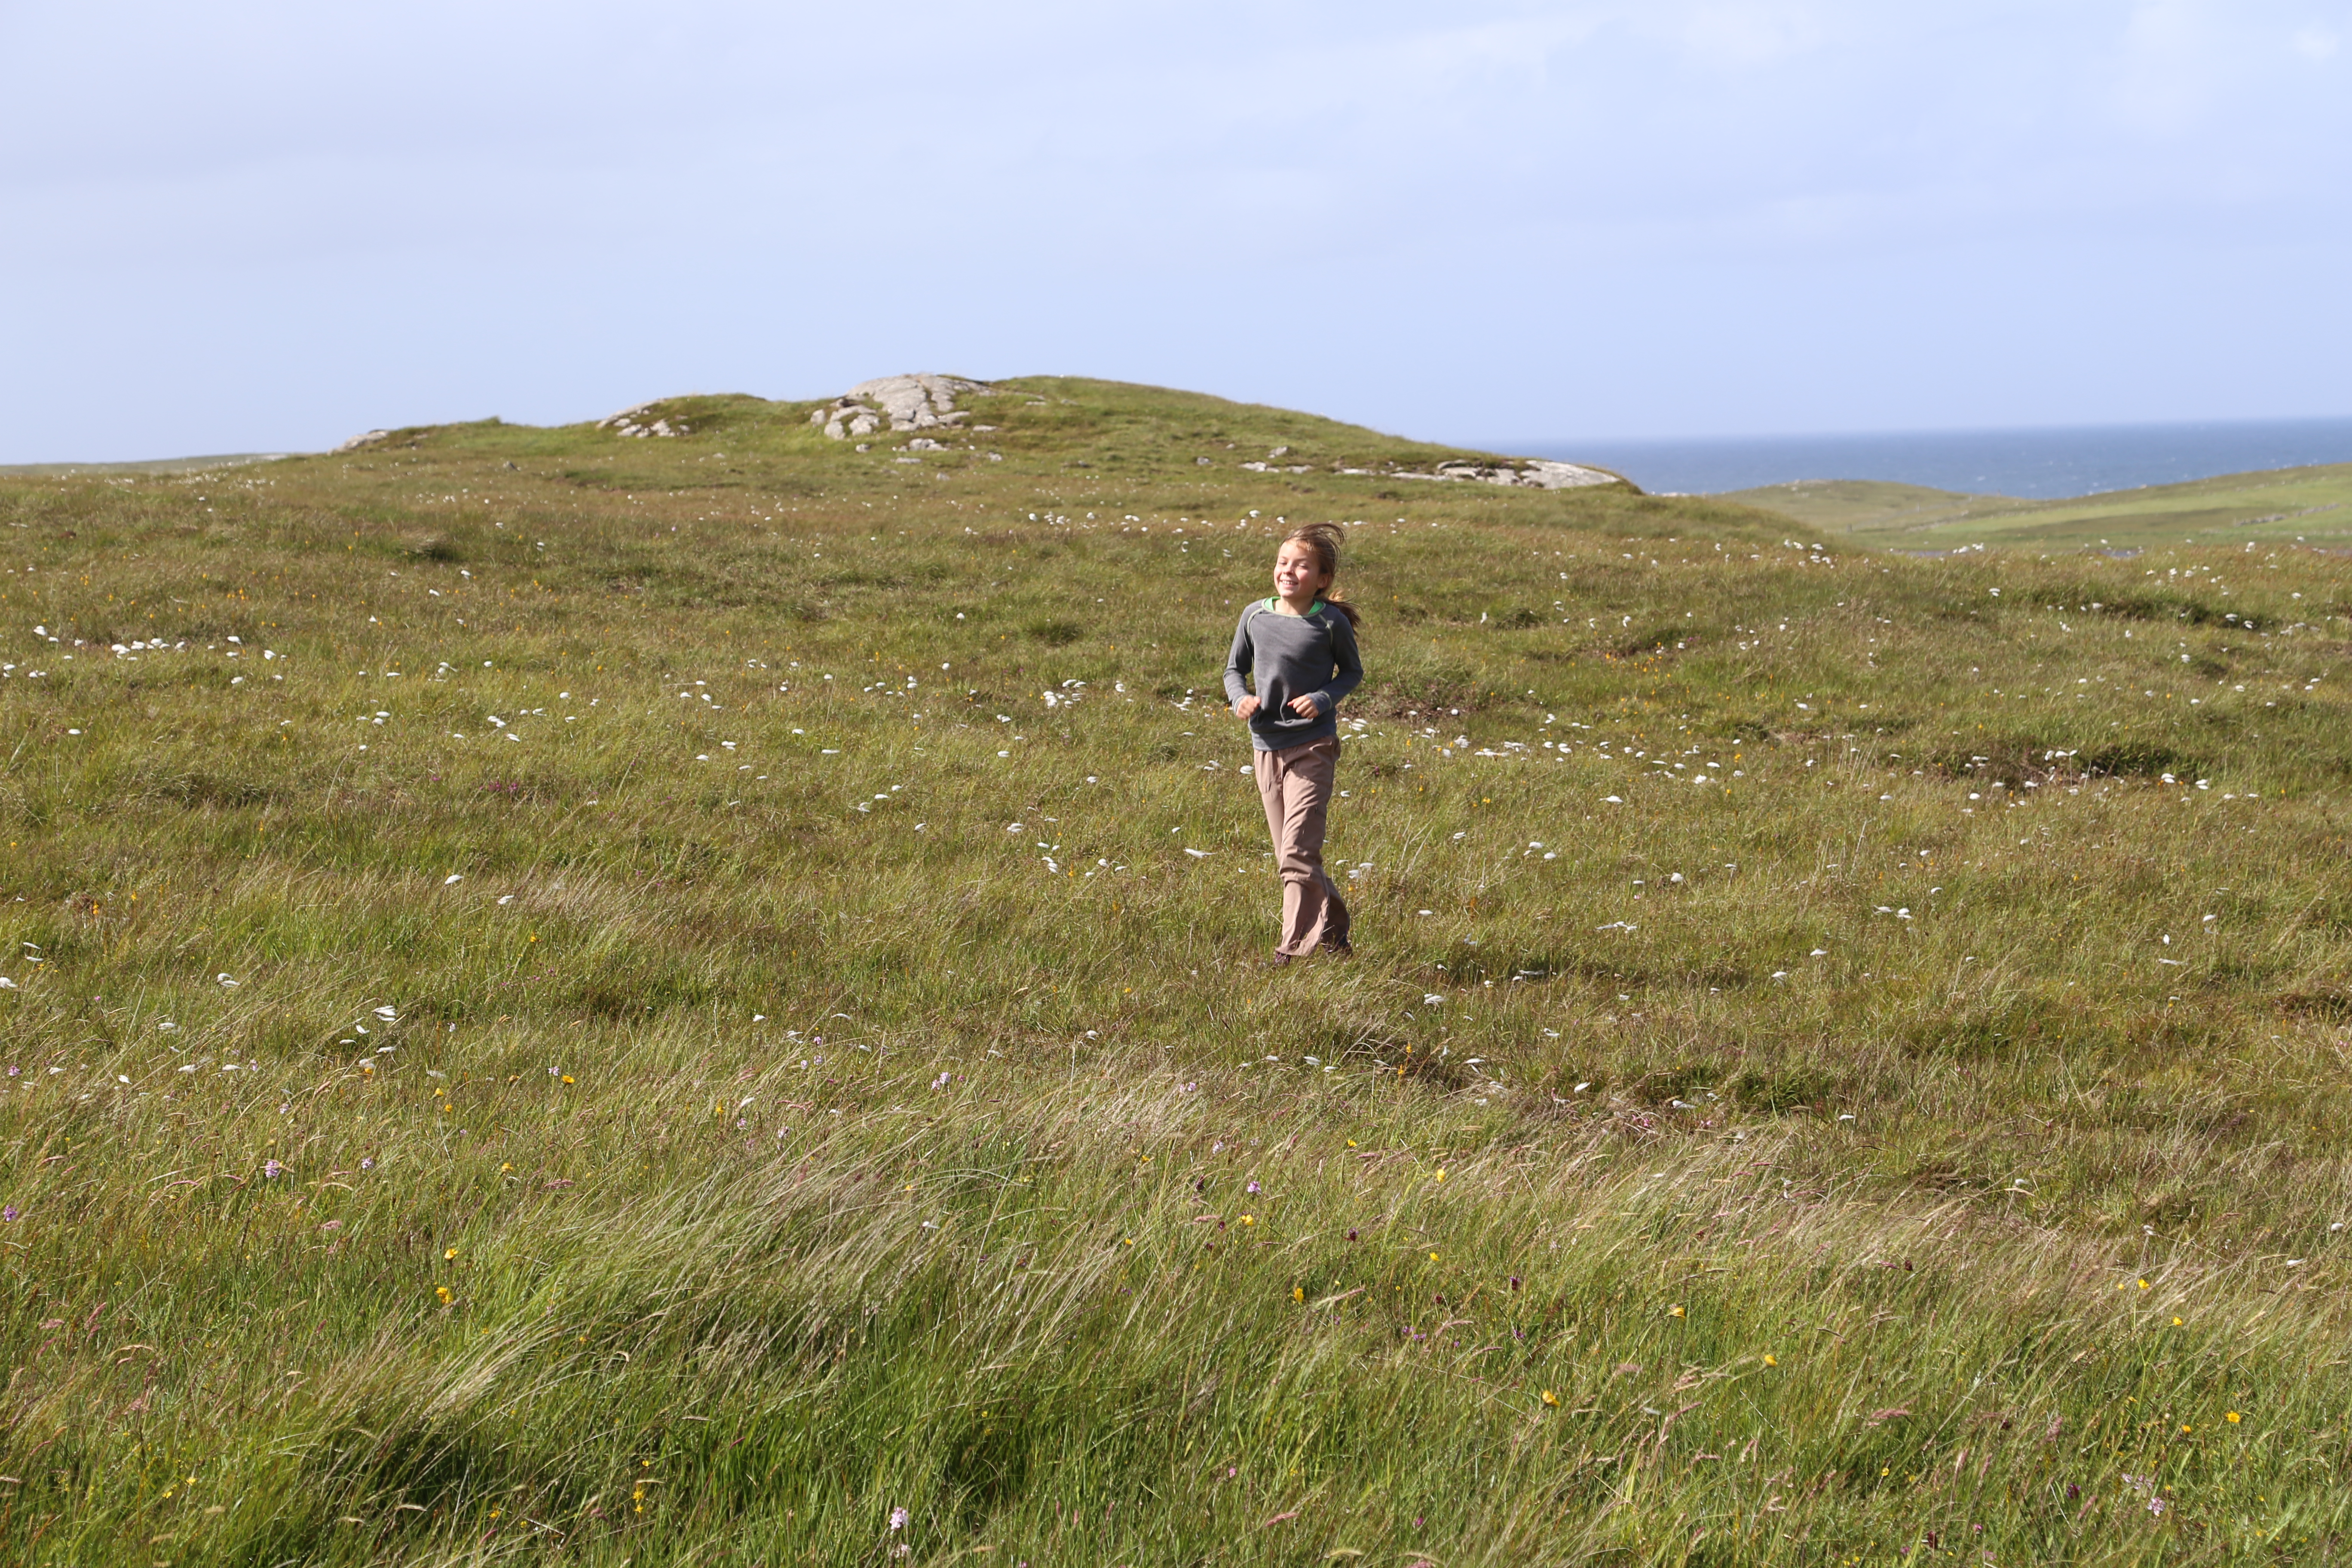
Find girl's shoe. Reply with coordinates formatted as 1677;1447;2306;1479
1319;941;1354;959
1262;952;1294;968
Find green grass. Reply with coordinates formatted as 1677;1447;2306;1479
1711;480;2012;537
1727;463;2352;553
5;376;2352;1564
0;454;292;481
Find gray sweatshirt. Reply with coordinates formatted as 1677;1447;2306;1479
1223;597;1363;751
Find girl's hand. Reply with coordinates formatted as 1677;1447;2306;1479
1234;695;1261;719
1285;694;1321;718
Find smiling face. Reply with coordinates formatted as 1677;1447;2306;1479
1272;540;1331;607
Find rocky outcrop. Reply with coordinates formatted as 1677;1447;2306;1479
1230;443;1620;487
597;403;687;438
811;374;990;440
1515;459;1620;490
1355;458;1620;490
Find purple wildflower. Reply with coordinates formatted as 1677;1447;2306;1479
360;1157;374;1170
263;1159;283;1179
2;1205;19;1222
1246;1181;1262;1194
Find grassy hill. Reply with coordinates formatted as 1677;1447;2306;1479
5;376;2352;1564
1726;462;2352;552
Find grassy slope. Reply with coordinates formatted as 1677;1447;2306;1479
0;455;293;480
1712;480;2012;537
4;377;2352;1563
1729;464;2352;552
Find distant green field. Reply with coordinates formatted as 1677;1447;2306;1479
0;452;289;480
7;380;2352;1564
1722;463;2352;551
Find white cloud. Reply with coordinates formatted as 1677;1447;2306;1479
1674;2;1826;67
2107;0;2223;134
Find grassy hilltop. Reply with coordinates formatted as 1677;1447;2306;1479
5;376;2352;1565
1723;462;2352;553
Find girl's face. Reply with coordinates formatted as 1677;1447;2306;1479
1273;540;1331;603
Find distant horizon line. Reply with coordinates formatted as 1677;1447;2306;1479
1479;412;2352;452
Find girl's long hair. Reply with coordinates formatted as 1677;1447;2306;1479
1283;522;1362;628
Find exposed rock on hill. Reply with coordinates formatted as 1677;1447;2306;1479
812;374;990;440
1234;443;1620;489
597;403;688;438
1372;458;1619;490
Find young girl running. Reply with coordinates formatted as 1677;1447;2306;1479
1224;523;1364;964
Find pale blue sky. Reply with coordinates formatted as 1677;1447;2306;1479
2;1;2347;461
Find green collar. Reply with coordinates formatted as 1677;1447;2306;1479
1265;597;1325;616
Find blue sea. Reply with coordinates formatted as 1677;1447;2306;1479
1516;418;2352;501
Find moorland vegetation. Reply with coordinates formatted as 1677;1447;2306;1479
3;376;2350;1564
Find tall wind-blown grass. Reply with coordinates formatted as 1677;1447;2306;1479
5;380;2351;1562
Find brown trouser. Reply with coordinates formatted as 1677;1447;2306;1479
1253;735;1350;956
